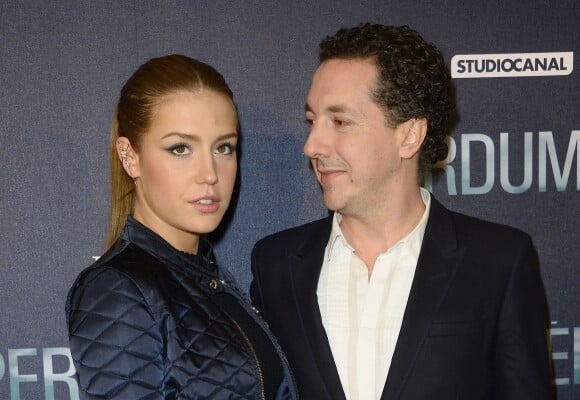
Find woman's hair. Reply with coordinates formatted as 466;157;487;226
106;54;235;248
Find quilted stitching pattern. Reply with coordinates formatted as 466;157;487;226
67;244;262;399
69;268;165;399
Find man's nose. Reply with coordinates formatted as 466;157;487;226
303;121;330;158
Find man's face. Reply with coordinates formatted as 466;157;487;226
304;58;409;219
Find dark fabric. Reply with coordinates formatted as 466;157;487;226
250;196;552;400
66;216;297;400
212;292;283;400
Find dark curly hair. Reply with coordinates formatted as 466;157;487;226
319;23;454;178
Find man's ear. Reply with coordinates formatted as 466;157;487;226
400;118;427;159
115;137;140;178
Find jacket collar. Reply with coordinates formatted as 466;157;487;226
288;216;348;400
120;215;216;273
380;196;465;399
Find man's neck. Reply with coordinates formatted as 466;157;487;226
338;187;426;275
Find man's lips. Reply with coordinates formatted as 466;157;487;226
317;169;345;184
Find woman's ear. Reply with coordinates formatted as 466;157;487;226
115;137;140;179
400;118;427;159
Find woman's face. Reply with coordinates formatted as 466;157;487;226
128;89;238;253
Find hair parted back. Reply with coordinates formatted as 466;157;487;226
106;54;235;249
319;23;454;178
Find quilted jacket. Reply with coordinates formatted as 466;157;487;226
66;216;298;399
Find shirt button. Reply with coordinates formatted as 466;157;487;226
358;263;366;272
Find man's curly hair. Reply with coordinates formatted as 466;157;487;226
319;23;454;177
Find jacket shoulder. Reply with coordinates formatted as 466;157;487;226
87;241;166;280
66;241;168;316
429;197;532;248
448;209;532;246
253;217;331;254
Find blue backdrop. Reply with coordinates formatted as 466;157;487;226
0;1;578;399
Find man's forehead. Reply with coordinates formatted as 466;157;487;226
305;103;357;114
306;63;378;114
315;58;377;77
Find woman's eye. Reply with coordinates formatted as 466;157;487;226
216;143;236;155
169;144;191;155
305;118;314;127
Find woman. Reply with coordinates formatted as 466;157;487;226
66;54;297;399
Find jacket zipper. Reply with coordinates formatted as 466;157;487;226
223;310;266;400
215;277;299;399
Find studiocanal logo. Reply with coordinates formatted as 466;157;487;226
451;52;573;78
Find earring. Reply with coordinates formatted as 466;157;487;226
120;145;129;163
120;145;136;184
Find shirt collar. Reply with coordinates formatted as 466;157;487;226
326;188;431;262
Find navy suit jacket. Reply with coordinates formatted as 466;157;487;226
250;197;552;399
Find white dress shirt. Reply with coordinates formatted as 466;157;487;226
317;188;431;400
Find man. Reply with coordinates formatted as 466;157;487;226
250;23;552;400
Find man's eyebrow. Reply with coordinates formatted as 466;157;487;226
327;105;350;113
304;104;352;114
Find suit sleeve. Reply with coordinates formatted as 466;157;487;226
249;242;265;314
66;267;165;399
494;235;553;399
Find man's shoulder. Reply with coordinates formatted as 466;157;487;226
253;216;331;253
453;210;528;237
433;199;532;247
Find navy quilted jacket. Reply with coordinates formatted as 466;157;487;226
66;217;298;399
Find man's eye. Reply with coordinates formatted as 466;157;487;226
216;143;236;155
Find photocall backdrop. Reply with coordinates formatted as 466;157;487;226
0;1;578;399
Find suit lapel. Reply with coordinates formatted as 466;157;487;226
288;217;348;400
381;198;465;400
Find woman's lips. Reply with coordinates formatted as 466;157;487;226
190;197;220;213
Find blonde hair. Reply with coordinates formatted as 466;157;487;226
105;54;235;248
